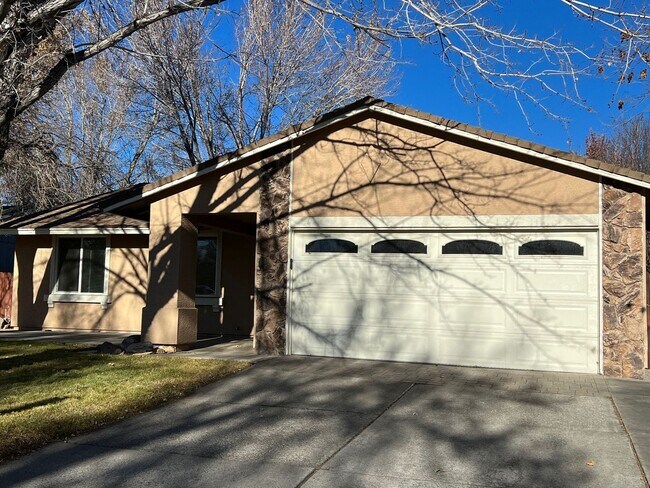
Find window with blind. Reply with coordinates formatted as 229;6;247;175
55;237;107;293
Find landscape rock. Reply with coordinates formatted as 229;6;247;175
120;335;141;351
125;341;154;355
97;342;122;355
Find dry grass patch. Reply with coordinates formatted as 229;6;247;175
0;341;249;463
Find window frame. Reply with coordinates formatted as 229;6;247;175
441;239;504;256
517;239;585;257
48;235;111;307
370;239;428;255
195;232;223;301
305;238;359;254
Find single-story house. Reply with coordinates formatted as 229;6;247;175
2;98;648;378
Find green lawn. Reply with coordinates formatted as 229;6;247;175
0;341;249;463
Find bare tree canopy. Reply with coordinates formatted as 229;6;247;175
586;115;650;172
0;0;226;155
1;0;647;149
0;0;648;213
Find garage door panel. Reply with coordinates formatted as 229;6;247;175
512;302;598;335
293;262;363;289
512;337;598;374
289;229;600;374
435;301;508;330
514;269;595;296
436;267;507;293
432;333;510;368
293;293;430;327
292;327;438;362
366;262;432;291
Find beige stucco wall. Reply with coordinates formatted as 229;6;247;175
12;235;148;332
143;161;267;345
291;117;599;217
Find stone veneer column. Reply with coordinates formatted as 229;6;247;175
602;180;646;378
254;156;291;354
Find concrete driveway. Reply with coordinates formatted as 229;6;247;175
0;357;648;487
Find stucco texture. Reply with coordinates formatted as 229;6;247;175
142;155;288;349
12;235;148;332
291;116;599;218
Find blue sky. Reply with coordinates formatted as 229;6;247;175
391;0;648;153
214;0;647;154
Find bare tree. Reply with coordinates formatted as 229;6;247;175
227;0;394;146
586;115;650;172
1;47;162;213
125;9;231;170
0;0;647;211
561;0;649;108
295;1;649;120
0;0;228;158
127;0;394;170
1;0;647;161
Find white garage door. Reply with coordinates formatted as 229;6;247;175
288;230;600;373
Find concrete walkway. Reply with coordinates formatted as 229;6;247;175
607;376;650;483
1;356;648;487
0;330;261;362
0;329;132;345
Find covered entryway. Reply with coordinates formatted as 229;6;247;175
288;229;600;373
190;213;257;339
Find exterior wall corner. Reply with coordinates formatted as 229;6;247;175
601;179;647;378
254;156;291;355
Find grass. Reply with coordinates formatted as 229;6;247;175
0;341;249;463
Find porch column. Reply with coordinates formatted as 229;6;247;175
142;212;198;347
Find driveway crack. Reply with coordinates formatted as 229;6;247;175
295;382;415;487
610;396;650;487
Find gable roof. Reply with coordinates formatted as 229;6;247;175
0;185;149;234
4;97;650;233
103;97;650;211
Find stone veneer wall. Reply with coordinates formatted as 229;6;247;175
254;155;291;354
602;180;646;378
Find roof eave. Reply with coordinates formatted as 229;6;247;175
0;227;151;236
104;100;650;212
368;105;650;190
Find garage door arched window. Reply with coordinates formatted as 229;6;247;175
518;240;584;256
371;239;427;254
306;238;358;253
442;239;503;255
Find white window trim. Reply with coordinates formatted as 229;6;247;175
195;232;223;311
47;236;111;309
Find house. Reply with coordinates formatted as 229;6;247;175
1;98;647;378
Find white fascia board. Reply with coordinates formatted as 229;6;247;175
289;214;600;231
369;106;650;190
0;227;150;236
104;107;371;212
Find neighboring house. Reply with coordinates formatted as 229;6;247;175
1;98;648;378
0;236;15;319
0;206;21;320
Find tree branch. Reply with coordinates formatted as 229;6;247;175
13;0;226;120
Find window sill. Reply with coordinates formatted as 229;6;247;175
46;293;111;310
196;296;222;312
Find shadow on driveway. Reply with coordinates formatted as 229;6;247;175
0;357;646;487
